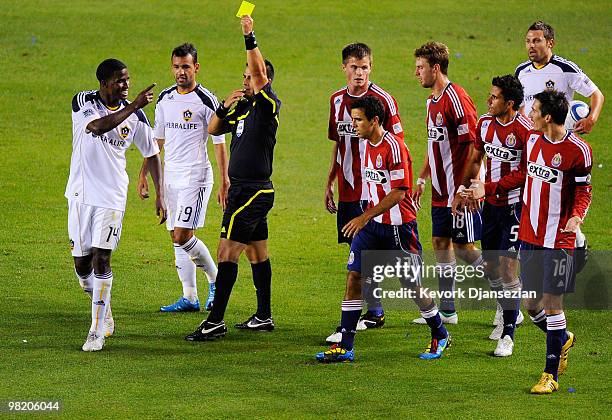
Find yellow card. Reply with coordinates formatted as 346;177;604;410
236;1;255;17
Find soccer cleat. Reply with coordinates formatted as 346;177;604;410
530;372;559;394
315;344;355;363
325;326;342;344
82;332;105;352
412;312;458;325
493;335;514;357
205;283;215;311
234;314;275;331
356;311;385;330
160;297;200;312
419;334;452;360
558;331;576;375
185;320;227;341
489;323;504;340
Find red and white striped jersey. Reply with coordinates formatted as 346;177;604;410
328;82;404;202
363;131;417;225
475;113;532;206
426;82;478;207
485;130;592;249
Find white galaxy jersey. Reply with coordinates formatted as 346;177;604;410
515;55;598;116
65;90;159;211
154;84;224;186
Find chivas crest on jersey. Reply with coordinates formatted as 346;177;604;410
551;153;562;168
376;154;383;168
505;133;517;147
435;112;443;126
183;109;193;122
119;126;130;139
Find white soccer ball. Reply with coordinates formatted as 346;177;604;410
564;100;590;131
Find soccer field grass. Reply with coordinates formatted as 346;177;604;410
0;0;610;418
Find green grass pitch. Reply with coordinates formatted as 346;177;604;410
0;0;610;418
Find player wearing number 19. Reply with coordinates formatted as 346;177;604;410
66;58;165;352
138;43;229;313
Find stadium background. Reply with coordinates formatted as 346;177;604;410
0;0;609;417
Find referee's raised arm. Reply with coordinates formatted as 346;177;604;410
241;15;267;93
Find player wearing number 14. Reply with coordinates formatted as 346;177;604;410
66;59;165;351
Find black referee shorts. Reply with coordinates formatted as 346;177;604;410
221;183;274;244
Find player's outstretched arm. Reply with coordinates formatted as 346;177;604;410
145;153;166;224
575;89;605;134
86;84;156;136
241;15;267;94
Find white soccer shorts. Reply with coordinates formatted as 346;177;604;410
67;200;124;256
164;182;213;231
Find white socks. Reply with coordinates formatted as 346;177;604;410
174;244;198;303
181;236;217;285
90;271;112;337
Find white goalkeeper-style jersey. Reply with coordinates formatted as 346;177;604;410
154;84;225;187
65;90;159;211
515;54;598;116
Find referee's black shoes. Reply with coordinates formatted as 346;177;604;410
234;314;275;331
185;320;227;341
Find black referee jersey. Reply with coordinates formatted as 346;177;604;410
223;82;281;184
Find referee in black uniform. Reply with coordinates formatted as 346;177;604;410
186;15;281;341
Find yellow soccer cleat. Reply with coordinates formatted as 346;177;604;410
530;372;559;394
558;331;576;375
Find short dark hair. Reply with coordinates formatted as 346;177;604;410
492;75;524;111
96;58;127;82
414;42;449;75
528;21;555;40
351;95;385;123
342;43;372;64
534;90;568;125
172;42;198;63
245;59;275;82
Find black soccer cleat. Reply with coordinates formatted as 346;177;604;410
234;314;275;331
185;320;227;341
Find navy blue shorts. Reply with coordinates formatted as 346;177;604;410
337;200;367;244
347;219;422;273
431;206;482;244
520;242;576;295
481;202;521;260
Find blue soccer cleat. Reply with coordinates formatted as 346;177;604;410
205;284;216;311
160;297;200;312
316;344;355;363
419;334;452;360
